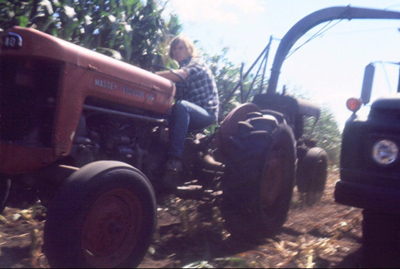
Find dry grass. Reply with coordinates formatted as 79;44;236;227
1;166;362;268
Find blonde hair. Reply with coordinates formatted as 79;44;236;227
169;35;198;59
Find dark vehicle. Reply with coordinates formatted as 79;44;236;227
335;60;400;266
0;9;336;267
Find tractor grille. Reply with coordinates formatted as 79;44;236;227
0;56;61;147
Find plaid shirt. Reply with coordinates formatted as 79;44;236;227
175;57;219;118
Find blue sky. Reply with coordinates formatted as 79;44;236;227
164;0;400;130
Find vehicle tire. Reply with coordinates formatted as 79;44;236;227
43;161;157;268
0;177;11;214
296;147;328;205
361;209;400;268
220;114;296;240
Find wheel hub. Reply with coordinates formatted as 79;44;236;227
82;188;142;267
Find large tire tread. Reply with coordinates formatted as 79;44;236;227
221;114;296;241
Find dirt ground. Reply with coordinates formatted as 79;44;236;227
0;169;364;268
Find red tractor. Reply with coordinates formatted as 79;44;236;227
0;8;349;267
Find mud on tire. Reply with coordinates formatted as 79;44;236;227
220;113;296;240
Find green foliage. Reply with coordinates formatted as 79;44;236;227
203;48;261;119
281;89;341;166
204;48;240;117
304;106;341;165
0;0;181;67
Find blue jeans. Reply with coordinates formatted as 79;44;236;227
168;100;216;158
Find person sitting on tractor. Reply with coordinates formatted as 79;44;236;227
157;35;219;191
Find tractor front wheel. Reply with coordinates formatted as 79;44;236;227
44;161;157;268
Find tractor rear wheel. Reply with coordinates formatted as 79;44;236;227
44;161;156;268
221;114;296;240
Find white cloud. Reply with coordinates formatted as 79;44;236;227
167;0;265;24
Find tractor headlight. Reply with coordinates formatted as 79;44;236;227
372;140;398;165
